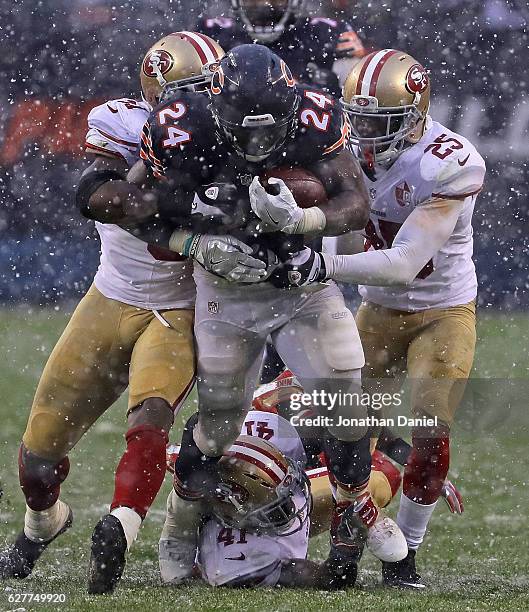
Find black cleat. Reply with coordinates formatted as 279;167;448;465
88;514;127;595
0;506;73;579
382;549;426;589
320;546;359;590
320;501;367;589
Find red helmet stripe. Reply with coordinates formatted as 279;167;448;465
231;440;288;482
355;50;379;95
229;451;282;484
234;440;288;470
306;466;329;480
195;32;222;60
356;49;398;96
178;31;218;65
368;49;399;96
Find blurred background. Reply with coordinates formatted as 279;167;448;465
0;0;527;308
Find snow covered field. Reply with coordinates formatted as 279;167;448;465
1;307;528;611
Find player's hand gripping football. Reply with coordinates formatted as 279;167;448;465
249;176;303;234
269;247;328;288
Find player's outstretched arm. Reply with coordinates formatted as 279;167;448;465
322;197;465;285
270;197;465;288
76;156;158;225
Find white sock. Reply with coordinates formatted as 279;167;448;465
396;494;437;551
111;507;142;551
24;499;70;543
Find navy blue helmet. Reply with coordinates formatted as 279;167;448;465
209;44;300;162
230;0;305;44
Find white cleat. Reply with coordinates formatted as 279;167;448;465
366;515;408;563
159;489;203;585
159;537;197;585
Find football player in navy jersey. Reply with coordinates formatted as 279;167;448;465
199;1;373;382
132;44;408;586
198;0;370;96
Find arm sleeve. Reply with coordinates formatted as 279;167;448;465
322;198;465;286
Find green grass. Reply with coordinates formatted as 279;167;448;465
1;305;529;611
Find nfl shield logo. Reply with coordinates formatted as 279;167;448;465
239;174;253;186
288;271;302;286
208;301;219;314
395;181;411;207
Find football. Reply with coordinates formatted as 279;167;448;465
260;166;329;209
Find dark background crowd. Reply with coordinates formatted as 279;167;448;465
0;0;527;307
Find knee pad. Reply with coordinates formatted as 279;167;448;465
128;398;174;431
194;409;247;457
18;444;70;511
317;302;365;371
322;377;368;442
19;445;70;488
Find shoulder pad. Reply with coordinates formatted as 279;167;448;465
85;99;149;159
296;86;348;159
420;126;486;200
140;92;213;180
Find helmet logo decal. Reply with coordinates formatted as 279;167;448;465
280;60;295;88
142;50;173;79
351;95;378;109
405;63;429;94
214;481;249;508
211;65;225;95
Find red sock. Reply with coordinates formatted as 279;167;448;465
403;435;450;505
18;444;70;511
371;450;402;499
110;425;169;519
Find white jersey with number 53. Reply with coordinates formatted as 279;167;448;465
84;98;195;310
359;118;486;311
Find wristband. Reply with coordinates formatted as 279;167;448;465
168;230;194;254
294;206;327;235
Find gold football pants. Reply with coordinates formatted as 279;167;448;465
23;284;195;460
356;300;476;426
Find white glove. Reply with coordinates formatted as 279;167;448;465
169;231;267;283
249;176;304;234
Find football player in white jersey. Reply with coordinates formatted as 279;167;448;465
161;371;410;589
247;49;485;588
0;32;263;596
